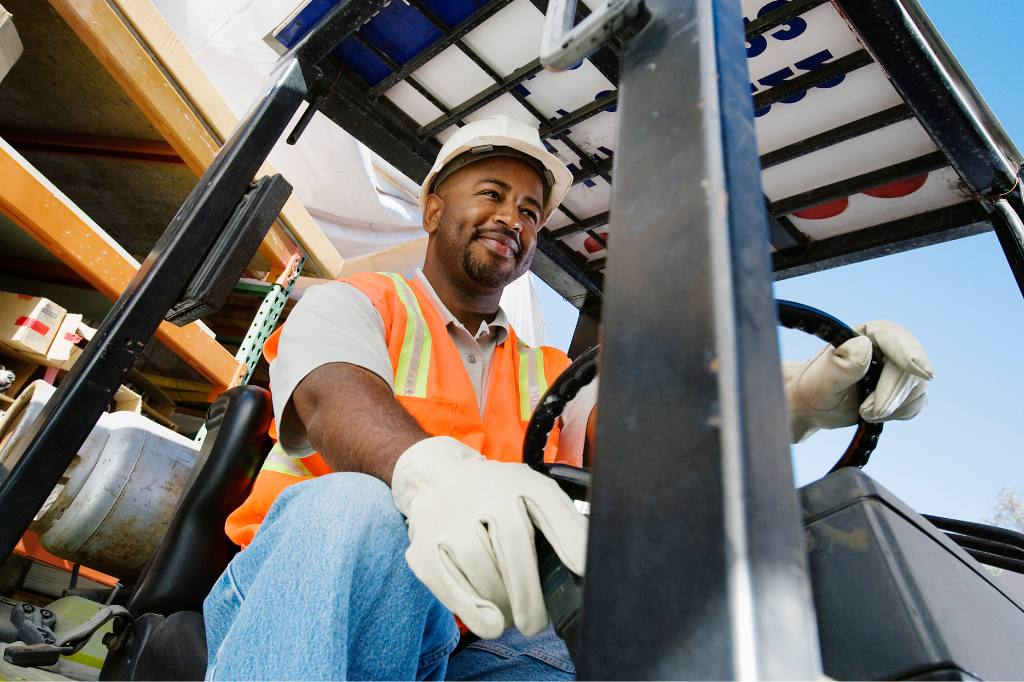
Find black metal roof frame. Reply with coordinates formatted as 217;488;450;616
286;0;1024;308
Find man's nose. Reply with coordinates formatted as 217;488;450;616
494;198;521;232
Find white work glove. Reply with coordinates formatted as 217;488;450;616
784;320;934;443
391;436;587;639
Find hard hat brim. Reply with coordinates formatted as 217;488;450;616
420;134;573;219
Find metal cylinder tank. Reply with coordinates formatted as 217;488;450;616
0;380;198;578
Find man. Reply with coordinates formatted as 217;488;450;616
204;115;933;680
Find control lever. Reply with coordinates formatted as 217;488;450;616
3;643;75;668
540;0;647;72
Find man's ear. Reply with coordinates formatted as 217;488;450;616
423;193;444;235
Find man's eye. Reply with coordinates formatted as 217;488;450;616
521;208;538;222
481;189;500;199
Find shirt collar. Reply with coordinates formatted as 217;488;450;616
413;269;510;344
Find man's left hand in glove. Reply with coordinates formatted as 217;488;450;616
784;320;934;443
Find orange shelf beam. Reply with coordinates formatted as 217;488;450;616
47;0;294;272
0;127;185;164
0;139;241;387
50;0;345;279
15;532;119;588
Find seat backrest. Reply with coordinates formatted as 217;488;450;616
127;386;273;616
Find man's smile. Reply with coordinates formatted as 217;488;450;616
475;231;520;258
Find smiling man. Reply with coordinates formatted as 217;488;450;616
204;115;934;681
206;116;590;681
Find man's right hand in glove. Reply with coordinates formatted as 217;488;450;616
391;436;587;639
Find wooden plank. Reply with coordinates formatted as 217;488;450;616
0;138;240;387
45;0;292;274
114;0;345;277
49;0;345;278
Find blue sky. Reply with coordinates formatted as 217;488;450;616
533;0;1023;524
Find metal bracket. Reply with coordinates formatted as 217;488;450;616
165;174;293;326
193;253;304;447
540;0;645;72
3;604;130;669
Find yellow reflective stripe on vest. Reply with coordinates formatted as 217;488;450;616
518;344;549;421
261;442;313;478
383;273;432;398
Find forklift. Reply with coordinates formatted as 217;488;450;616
2;0;1024;678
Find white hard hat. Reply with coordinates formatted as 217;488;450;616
420;115;572;218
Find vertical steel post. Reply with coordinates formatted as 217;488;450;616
992;198;1024;300
579;0;822;678
0;60;308;560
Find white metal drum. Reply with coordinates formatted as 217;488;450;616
0;381;198;578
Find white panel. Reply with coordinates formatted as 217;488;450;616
545;210;573;230
553;110;618;159
762;118;938;200
384;80;444;126
544;135;586;169
754;64;904;154
412;45;494;110
562;230;608;261
788;167;965;240
462;92;539;126
462;0;546;77
519;60;615;119
561;179;612;221
743;1;862;83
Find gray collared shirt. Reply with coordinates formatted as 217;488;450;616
410;269;509;410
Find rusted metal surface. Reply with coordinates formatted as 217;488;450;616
1;381;198;578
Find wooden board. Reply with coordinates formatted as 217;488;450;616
51;0;345;279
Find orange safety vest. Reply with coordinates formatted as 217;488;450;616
225;272;572;548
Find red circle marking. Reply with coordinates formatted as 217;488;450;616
583;231;609;254
863;173;928;198
793;197;849;220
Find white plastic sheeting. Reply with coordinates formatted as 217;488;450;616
151;0;549;345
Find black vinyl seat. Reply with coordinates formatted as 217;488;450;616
100;385;273;680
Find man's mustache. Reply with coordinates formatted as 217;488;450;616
473;227;521;253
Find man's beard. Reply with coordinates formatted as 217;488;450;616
463;242;517;288
439;213;529;289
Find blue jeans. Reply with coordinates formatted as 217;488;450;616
204;473;576;680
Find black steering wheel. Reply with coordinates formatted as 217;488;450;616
524;300;884;489
524;301;884;661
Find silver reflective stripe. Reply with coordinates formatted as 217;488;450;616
383;273;432;398
518;342;549;420
260;443;313;478
527;347;542;412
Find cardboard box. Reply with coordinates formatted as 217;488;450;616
43;314;96;371
0;4;23;85
113;384;142;414
0;292;67;358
